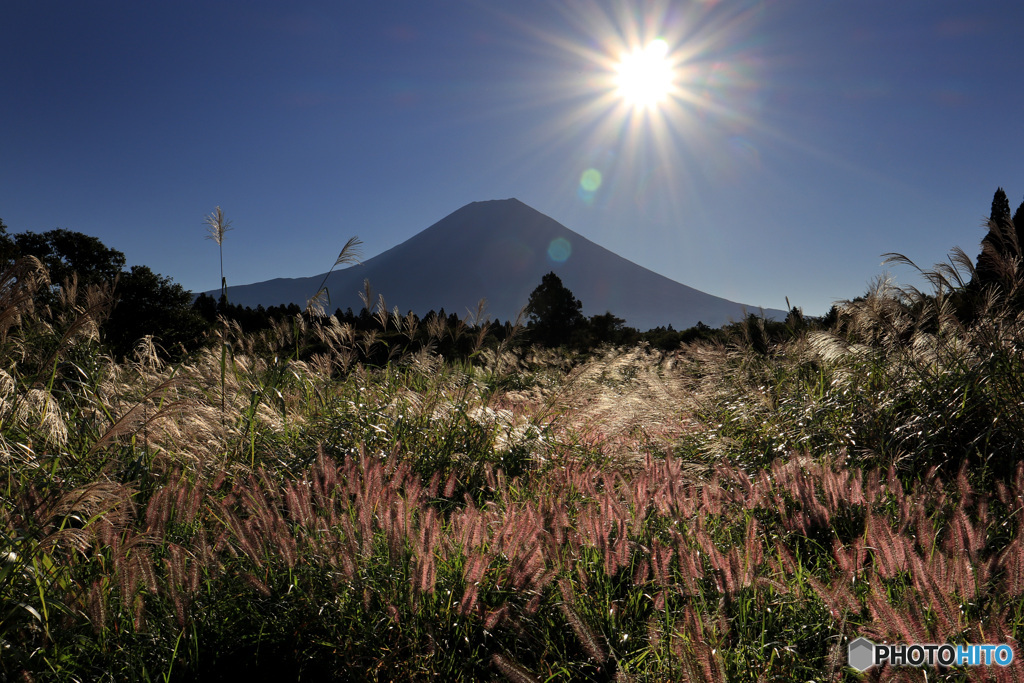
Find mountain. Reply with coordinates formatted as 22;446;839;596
207;198;786;330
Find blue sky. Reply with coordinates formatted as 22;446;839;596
2;0;1022;317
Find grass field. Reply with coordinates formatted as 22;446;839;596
3;250;1024;681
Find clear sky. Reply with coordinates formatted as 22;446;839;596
2;1;1022;316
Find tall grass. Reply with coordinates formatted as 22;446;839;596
684;233;1024;481
2;244;1024;681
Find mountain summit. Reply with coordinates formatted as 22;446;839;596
210;199;785;329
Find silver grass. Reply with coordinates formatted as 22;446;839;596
306;235;362;315
203;206;232;246
204;206;232;301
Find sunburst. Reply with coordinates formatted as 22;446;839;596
615;39;675;110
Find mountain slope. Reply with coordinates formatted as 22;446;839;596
209;199;786;329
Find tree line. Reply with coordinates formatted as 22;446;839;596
3;188;1019;362
0;215;733;360
0;222;207;359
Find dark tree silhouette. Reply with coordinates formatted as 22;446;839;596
1014;198;1024;253
973;187;1019;289
525;271;585;347
106;265;208;360
992;187;1012;225
0;218;16;265
10;228;126;287
588;311;627;345
193;292;219;323
0;226;208;359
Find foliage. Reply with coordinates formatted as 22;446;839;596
973;187;1024;293
106;265;208;360
685;262;1024;487
4;227;126;287
0;224;208;360
7;189;1024;680
525;272;586;348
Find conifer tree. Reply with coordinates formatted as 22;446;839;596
992;187;1011;225
1013;197;1024;255
525;271;585;347
974;187;1016;288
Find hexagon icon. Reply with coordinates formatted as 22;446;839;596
848;637;875;672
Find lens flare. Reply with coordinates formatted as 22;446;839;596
547;237;572;262
487;1;769;231
580;168;603;192
578;167;604;205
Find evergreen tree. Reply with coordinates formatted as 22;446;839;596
1014;198;1024;255
992;187;1011;226
588;311;627;345
193;292;219;323
525;272;585;347
0;218;17;265
974;187;1017;288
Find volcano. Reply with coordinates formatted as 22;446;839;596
208;199;785;329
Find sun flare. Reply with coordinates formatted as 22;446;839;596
490;0;765;224
615;39;674;109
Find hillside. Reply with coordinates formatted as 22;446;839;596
210;199;786;329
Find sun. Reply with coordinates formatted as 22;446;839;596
615;39;674;109
482;0;765;220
